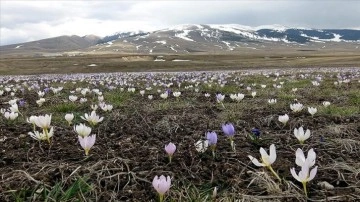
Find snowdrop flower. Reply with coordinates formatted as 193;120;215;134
152;175;171;202
148;95;153;100
295;148;316;167
29;127;54;142
278;114;289;125
4;111;18;120
248;144;281;181
81;111;104;126
74;123;92;137
164;142;176;163
69;95;78;102
195;139;209;153
36;98;45;106
290;103;304;112
78;134;96;156
65;113;74;125
268;99;277;105
172;91;181;98
222;123;235;151
308;107;317;116
251;91;257;98
294;126;311;144
322;101;331;107
292;88;298;93
290;161;318;197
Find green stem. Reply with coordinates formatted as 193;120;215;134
159;194;164;202
44;128;50;144
302;182;308;198
267;166;281;182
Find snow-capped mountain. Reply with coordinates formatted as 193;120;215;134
2;24;359;56
88;24;359;54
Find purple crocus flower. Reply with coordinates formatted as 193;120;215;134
19;99;26;107
251;128;261;137
44;87;50;93
222;123;235;137
206;131;218;146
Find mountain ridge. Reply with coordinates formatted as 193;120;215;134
1;24;359;56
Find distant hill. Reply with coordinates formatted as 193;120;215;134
0;35;100;57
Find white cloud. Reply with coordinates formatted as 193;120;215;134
1;0;359;45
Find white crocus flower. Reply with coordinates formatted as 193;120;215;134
251;91;257;98
195;139;209;153
290;103;304;112
308;107;317;116
69;95;78;102
230;93;244;102
322;101;331;107
100;103;113;112
80;98;87;103
268;99;277;104
173;91;181;98
78;134;96;156
248;144;281;181
295;148;316;167
248;144;277;167
33;114;52;130
294;126;311;144
36;98;45;106
278;114;289;125
216;94;225;103
29;127;54;141
81;111;104;126
91;104;98;111
160;93;168;99
4;111;18;120
65;113;74;125
140;90;145;96
10;103;19;113
148;95;153;100
290;161;318;197
204;93;210;97
38;91;45;97
74;123;92;137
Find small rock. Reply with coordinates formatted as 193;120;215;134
317;181;334;190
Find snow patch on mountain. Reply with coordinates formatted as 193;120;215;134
175;30;194;41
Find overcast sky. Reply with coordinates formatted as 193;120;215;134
1;0;359;46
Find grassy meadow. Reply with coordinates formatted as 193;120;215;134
0;67;359;201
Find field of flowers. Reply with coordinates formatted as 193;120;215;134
0;67;359;201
